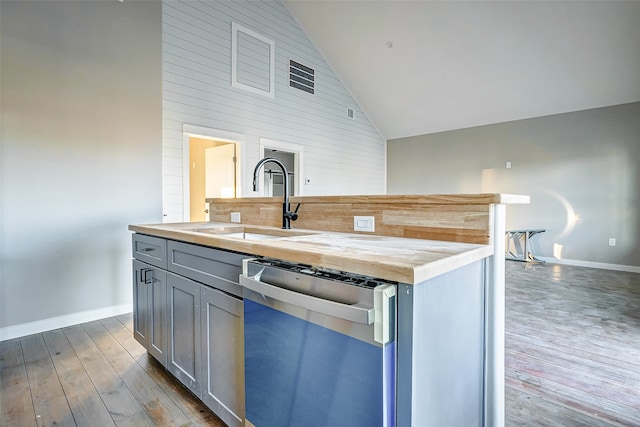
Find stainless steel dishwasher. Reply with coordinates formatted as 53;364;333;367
240;258;397;427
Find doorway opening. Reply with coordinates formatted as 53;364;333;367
258;138;304;197
183;125;244;222
262;149;294;197
189;138;235;221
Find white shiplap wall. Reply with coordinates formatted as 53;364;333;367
162;0;386;222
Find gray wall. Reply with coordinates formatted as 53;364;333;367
388;102;640;270
0;1;162;336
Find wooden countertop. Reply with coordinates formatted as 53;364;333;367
128;222;493;284
207;193;530;205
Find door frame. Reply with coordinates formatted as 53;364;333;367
258;137;304;197
182;124;245;222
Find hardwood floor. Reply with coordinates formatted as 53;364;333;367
1;262;638;426
505;262;640;426
0;313;224;427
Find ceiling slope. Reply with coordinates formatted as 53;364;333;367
284;0;640;140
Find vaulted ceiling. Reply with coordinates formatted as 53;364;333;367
284;1;640;140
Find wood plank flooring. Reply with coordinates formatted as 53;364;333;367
1;262;638;426
0;313;224;427
505;262;640;426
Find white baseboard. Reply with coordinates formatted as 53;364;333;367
536;257;640;274
0;304;133;342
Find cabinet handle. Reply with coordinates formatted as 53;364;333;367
140;268;153;284
374;284;396;344
140;247;155;252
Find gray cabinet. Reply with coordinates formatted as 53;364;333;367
201;286;244;427
396;260;486;426
132;233;167;269
167;272;202;397
133;260;150;347
133;233;246;427
133;259;168;366
167;240;245;298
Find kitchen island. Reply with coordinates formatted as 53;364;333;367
130;222;493;285
130;193;529;427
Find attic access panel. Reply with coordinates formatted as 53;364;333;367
231;22;275;98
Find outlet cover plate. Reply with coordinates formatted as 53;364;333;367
354;216;375;232
231;212;241;223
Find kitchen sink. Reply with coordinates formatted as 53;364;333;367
192;226;315;240
216;232;282;240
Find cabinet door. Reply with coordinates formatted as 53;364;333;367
133;260;150;349
133;260;168;366
167;272;202;398
201;287;245;427
148;267;167;367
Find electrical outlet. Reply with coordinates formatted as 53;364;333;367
230;212;241;223
354;216;375;232
608;238;616;247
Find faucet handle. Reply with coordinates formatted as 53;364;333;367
286;203;301;221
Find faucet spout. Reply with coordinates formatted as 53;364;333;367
253;157;297;229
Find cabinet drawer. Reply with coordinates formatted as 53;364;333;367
132;234;167;269
167;240;248;298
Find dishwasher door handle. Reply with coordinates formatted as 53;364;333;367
240;274;374;325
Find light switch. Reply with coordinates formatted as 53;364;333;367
354;216;375;232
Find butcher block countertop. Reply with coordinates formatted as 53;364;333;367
210;193;529;205
128;222;494;284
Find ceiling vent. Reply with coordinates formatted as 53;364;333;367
289;60;315;95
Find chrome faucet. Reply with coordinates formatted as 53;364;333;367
252;157;299;229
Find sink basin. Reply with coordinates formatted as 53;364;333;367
216;232;282;240
192;226;314;240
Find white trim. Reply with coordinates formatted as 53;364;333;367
259;138;304;197
535;257;640;274
231;22;275;98
486;204;506;427
0;304;132;342
182;124;246;222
